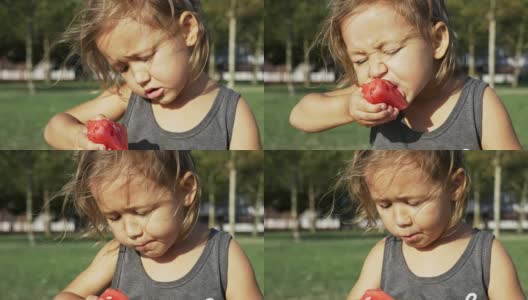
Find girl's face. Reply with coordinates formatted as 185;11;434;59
341;3;444;106
92;173;195;259
96;17;196;105
365;163;455;249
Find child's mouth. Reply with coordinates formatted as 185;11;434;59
146;88;164;99
401;233;419;243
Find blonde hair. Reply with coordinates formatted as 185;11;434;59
61;0;209;93
316;0;457;88
337;150;469;231
60;150;201;241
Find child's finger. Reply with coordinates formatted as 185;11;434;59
94;114;108;120
360;101;388;113
356;107;394;122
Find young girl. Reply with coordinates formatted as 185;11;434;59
339;150;525;299
44;0;261;150
289;0;521;150
53;151;263;300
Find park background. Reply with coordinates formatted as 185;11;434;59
264;0;528;149
0;151;264;299
264;150;528;299
0;0;264;149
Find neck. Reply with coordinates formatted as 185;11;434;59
161;73;216;109
150;223;210;263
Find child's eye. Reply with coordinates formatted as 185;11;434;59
407;200;422;207
115;65;128;73
378;202;391;209
384;48;402;55
135;210;151;216
354;58;367;65
107;215;121;222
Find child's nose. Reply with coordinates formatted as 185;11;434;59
394;205;412;227
368;57;388;79
131;65;150;85
123;215;143;239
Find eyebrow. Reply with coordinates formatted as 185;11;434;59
108;46;155;67
348;34;414;55
372;194;425;203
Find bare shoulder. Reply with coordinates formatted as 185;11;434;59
481;86;522;149
60;239;120;297
488;239;525;299
230;96;262;150
226;239;263;300
347;237;386;300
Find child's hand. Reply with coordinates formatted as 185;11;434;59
85;296;99;300
348;89;399;127
75;115;108;150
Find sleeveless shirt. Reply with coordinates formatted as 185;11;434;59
110;229;232;300
381;229;494;300
371;77;487;149
122;86;240;150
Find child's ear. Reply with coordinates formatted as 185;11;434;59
179;171;198;207
431;21;450;60
178;11;199;47
450;168;467;203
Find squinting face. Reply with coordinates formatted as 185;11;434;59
96;18;192;105
341;3;435;106
92;173;187;259
365;163;454;249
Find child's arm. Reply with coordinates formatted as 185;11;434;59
487;239;525;300
44;86;129;150
53;240;120;300
289;86;398;133
229;97;262;150
225;239;263;300
347;238;386;300
481;87;522;150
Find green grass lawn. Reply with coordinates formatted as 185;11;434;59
0;81;264;149
264;84;528;149
0;233;264;299
265;231;528;300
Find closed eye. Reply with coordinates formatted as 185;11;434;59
354;58;367;65
377;202;391;209
384;47;402;55
107;215;121;222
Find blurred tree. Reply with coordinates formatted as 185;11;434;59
465;152;495;229
227;0;237;89
238;0;264;85
236;151;264;236
202;0;229;81
193;151;230;228
5;0;36;94
265;0;295;95
495;0;528;87
446;0;488;78
293;0;327;87
34;0;79;83
297;151;347;233
264;151;302;241
0;151;73;244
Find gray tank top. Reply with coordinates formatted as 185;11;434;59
371;77;487;149
381;229;494;300
110;228;232;300
122;86;240;150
